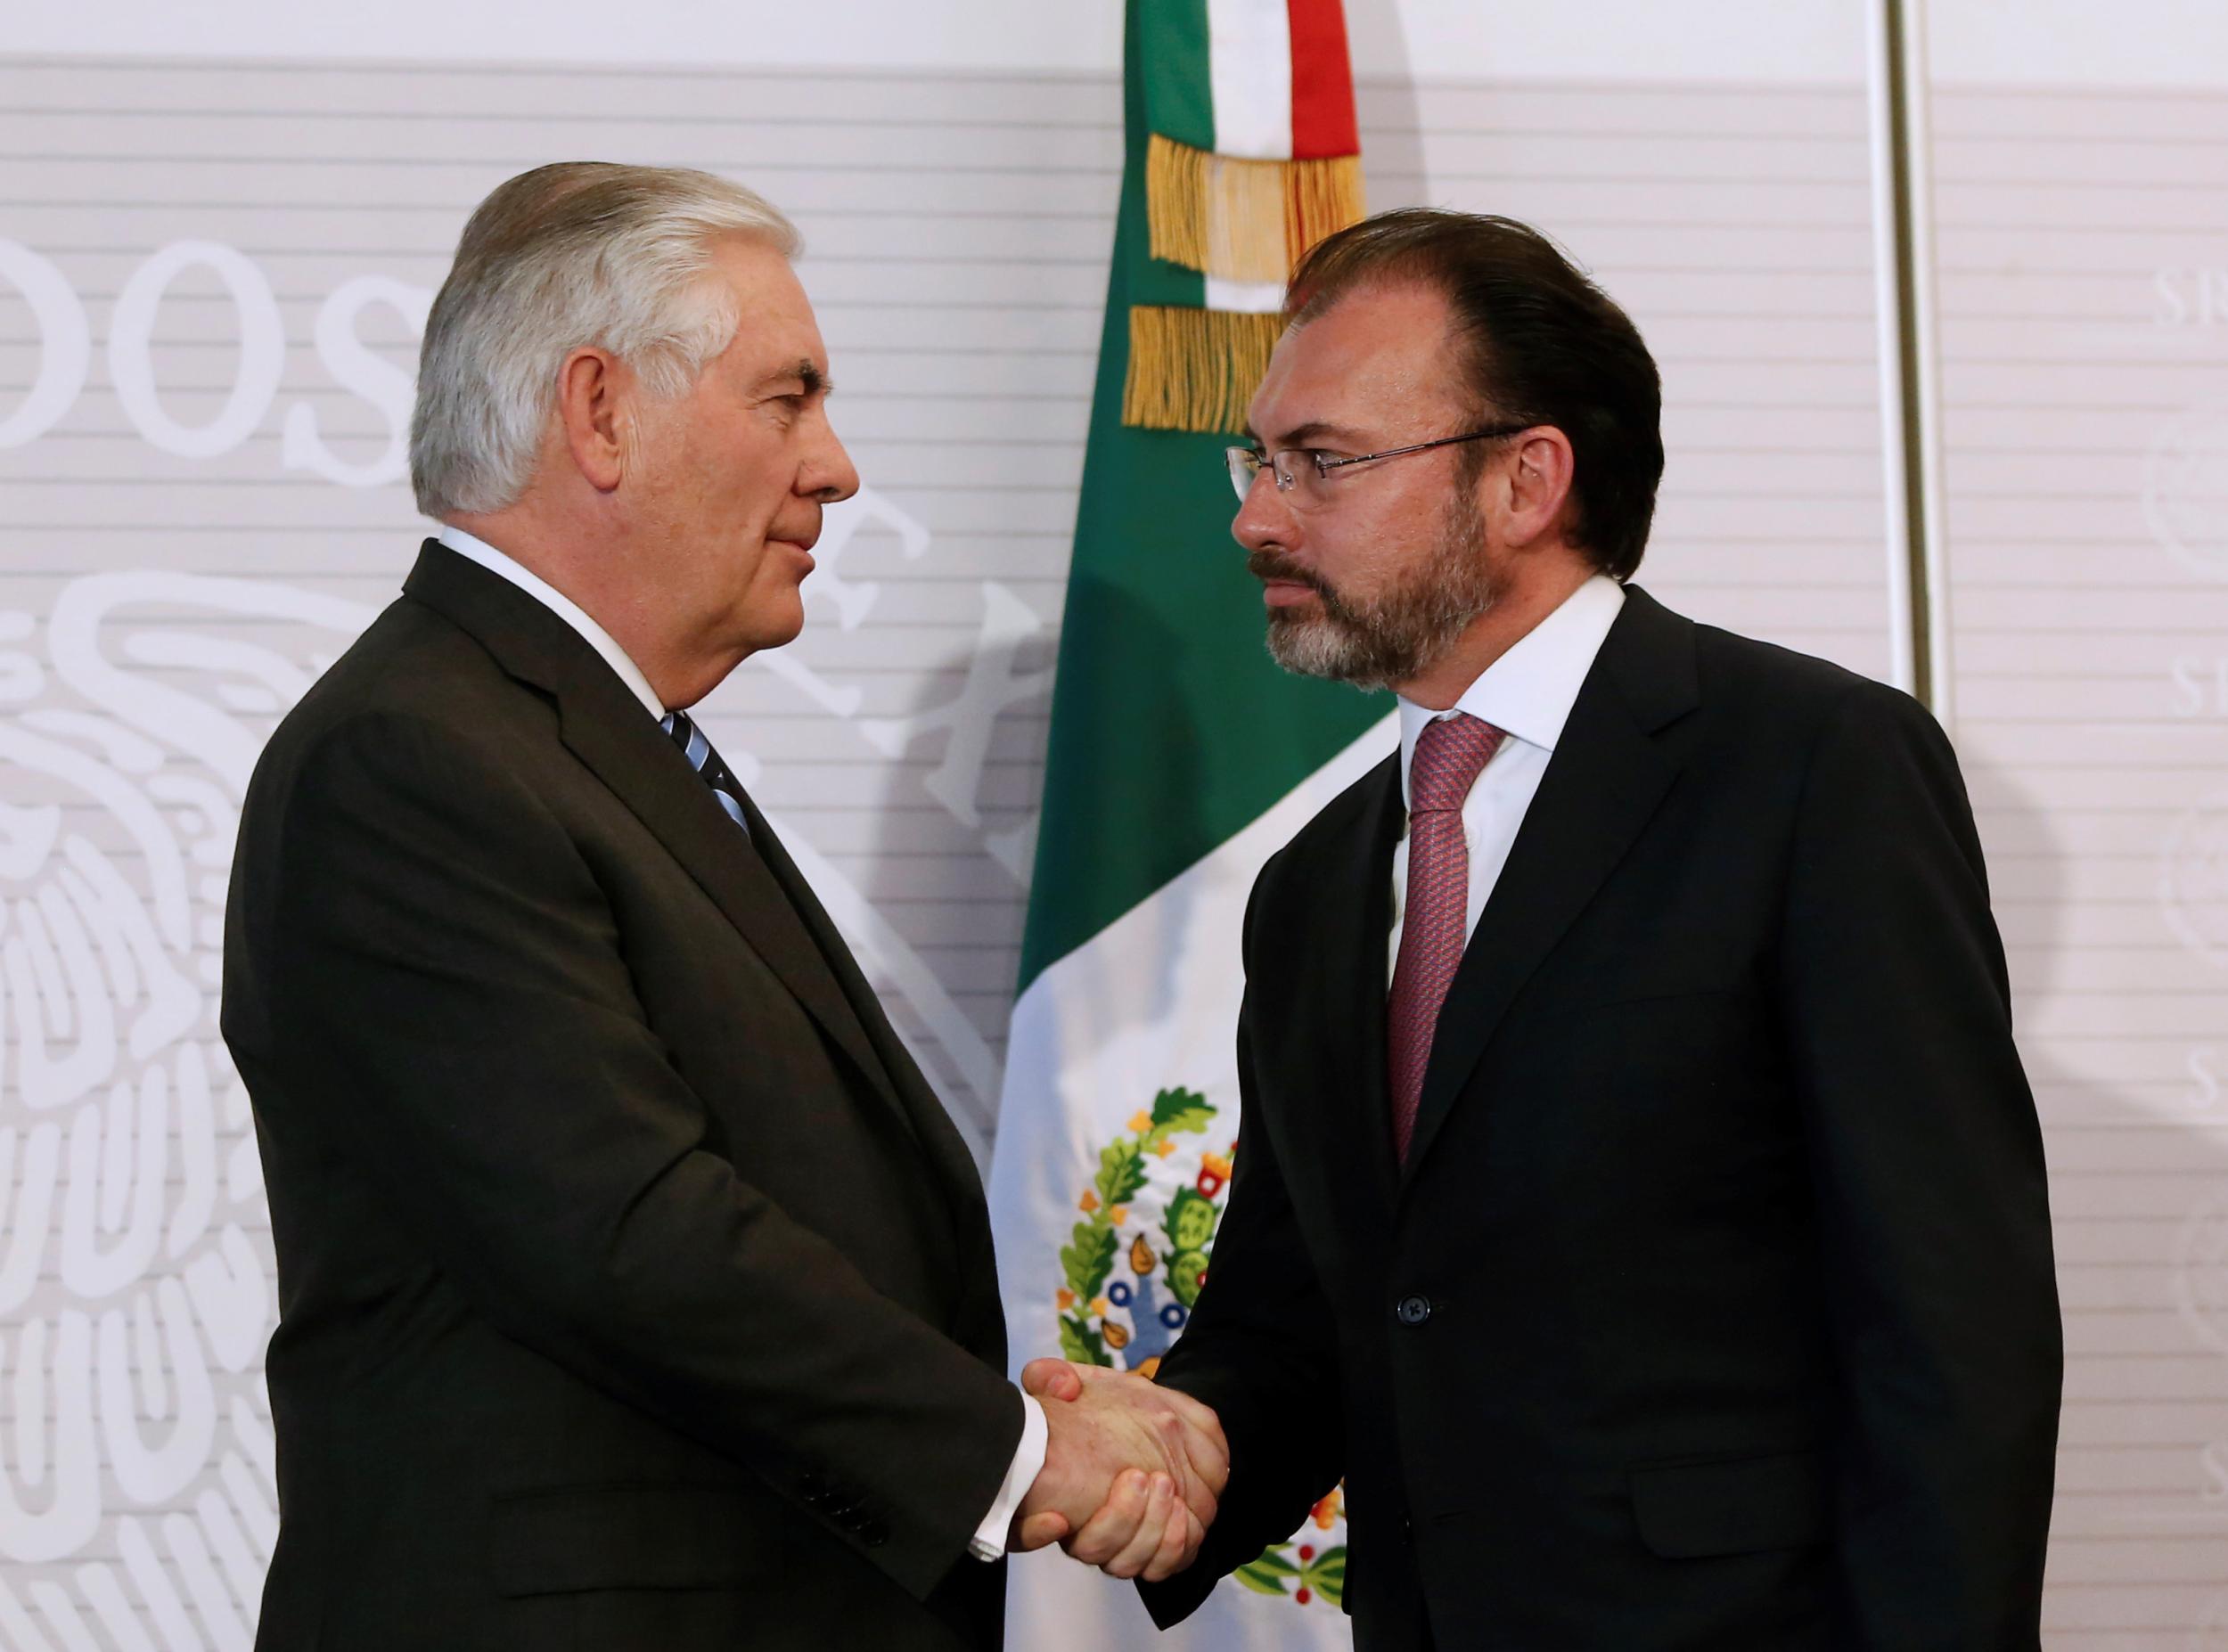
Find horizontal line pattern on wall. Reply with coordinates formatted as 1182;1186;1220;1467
1933;78;2228;1647
0;53;1896;1648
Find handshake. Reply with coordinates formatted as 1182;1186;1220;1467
1009;1358;1230;1583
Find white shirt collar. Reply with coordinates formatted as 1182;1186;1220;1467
1396;573;1626;806
434;523;668;721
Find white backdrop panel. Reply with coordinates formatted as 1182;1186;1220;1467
1926;4;2228;1639
0;12;1971;1645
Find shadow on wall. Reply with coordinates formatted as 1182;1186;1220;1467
1345;0;1427;213
1962;752;2228;1635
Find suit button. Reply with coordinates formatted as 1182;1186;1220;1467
1395;1294;1432;1326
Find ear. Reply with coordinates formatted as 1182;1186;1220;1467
554;346;630;495
1493;426;1577;551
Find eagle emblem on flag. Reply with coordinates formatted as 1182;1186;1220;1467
1051;1086;1348;1608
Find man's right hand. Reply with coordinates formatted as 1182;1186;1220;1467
1009;1363;1229;1582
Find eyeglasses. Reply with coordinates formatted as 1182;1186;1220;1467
1225;423;1535;506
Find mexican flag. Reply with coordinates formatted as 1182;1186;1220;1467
987;2;1388;1645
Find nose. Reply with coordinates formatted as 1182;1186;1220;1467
803;412;861;505
1232;466;1296;554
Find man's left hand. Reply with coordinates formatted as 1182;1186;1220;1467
1016;1357;1229;1579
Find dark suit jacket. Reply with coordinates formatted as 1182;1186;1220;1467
1143;585;2062;1651
222;543;1021;1652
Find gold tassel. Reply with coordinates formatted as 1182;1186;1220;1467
1285;151;1366;272
1122;305;1285;434
1145;134;1214;274
1146;134;1367;283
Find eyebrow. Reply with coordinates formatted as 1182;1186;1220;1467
762;359;832;397
1242;420;1358;448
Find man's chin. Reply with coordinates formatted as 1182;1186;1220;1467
1266;614;1364;684
739;593;807;656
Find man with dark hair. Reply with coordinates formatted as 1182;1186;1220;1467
1029;208;2062;1648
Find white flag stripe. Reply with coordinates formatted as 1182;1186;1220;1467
992;708;1396;1299
1207;0;1294;158
992;713;1392;1650
1204;275;1291;314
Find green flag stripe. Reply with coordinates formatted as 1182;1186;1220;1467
1017;0;1385;991
1136;0;1216;151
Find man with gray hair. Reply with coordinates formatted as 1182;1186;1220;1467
222;163;1225;1651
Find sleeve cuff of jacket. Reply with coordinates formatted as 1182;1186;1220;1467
968;1391;1048;1561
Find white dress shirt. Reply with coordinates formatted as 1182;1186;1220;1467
1388;574;1626;985
432;523;1047;1561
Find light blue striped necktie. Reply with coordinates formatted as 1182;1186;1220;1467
660;708;752;838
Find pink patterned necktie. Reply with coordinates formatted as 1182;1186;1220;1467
1388;711;1505;1162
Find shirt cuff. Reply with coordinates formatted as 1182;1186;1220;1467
968;1391;1049;1562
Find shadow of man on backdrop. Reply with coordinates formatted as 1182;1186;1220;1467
1344;0;1426;215
1961;751;2228;1642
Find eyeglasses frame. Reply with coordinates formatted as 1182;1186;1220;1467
1225;421;1537;501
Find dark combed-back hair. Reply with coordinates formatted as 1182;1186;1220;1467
1287;209;1664;580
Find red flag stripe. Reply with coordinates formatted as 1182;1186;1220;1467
1286;0;1359;159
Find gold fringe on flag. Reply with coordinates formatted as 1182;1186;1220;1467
1145;133;1366;283
1284;151;1366;275
1122;305;1284;434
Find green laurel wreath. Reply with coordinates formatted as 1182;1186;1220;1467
1233;1533;1347;1608
1056;1086;1214;1365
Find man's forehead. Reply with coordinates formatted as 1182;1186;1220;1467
1248;301;1449;441
714;275;832;387
1293;287;1450;377
708;237;827;352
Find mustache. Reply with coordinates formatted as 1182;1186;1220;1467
1248;550;1332;599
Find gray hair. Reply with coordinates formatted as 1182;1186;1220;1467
409;162;800;518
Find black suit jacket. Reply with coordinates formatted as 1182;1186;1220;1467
222;543;1021;1652
1143;586;2062;1651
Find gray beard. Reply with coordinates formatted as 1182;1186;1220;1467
1264;491;1502;691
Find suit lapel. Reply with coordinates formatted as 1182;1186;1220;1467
1396;586;1700;1198
401;544;913;1144
735;789;992;1233
1300;754;1405;1214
